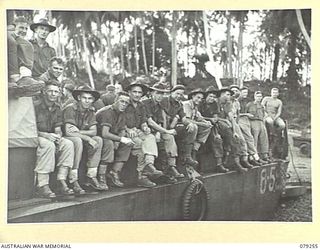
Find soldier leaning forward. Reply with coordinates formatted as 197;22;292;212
34;80;75;198
182;88;212;168
63;85;104;192
215;88;251;173
198;86;229;173
96;92;135;189
142;83;185;182
160;85;199;167
104;81;163;188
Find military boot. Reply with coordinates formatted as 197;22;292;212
70;181;86;195
56;180;75;196
98;164;109;190
234;156;248;173
215;157;229;173
137;173;156;188
107;170;124;188
240;156;255;169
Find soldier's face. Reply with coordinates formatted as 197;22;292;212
116;95;130;112
241;89;248;98
231;88;240;98
152;91;164;103
45;85;60;103
220;92;231;102
14;22;28;38
35;25;50;39
49;61;64;78
129;86;143;102
255;93;263;102
192;93;204;105
206;93;216;104
171;89;184;102
271;89;279;98
79;93;94;109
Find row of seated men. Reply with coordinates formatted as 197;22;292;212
34;76;285;199
7;16;285;199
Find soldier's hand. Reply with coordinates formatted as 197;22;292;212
186;123;195;132
66;125;79;133
127;129;137;138
202;121;213;128
88;138;98;149
46;133;60;142
166;129;177;135
142;126;151;135
120;137;135;146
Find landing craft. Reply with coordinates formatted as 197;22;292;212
8;125;289;222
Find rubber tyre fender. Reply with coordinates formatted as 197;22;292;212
182;179;209;221
299;143;311;157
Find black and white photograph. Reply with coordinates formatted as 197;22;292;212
7;9;311;223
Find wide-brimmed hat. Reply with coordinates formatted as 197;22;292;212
188;88;205;100
171;84;186;92
125;80;149;95
216;88;234;97
205;86;219;97
63;83;75;92
30;18;56;33
149;83;170;93
72;85;100;102
229;84;240;90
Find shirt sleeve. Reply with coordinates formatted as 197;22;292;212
261;97;268;108
183;102;192;118
63;106;77;127
87;112;98;128
98;110;114;129
54;109;63;128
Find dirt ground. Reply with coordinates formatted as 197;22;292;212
286;130;311;184
270;130;312;222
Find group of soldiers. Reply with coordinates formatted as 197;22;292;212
8;17;286;199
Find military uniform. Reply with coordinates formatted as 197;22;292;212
34;97;74;197
63;102;103;183
246;101;269;158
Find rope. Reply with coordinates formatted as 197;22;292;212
288;138;303;185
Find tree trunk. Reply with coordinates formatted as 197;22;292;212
237;16;244;87
126;40;132;75
272;43;280;81
141;27;148;75
226;12;233;78
202;11;222;88
152;24;156;75
134;23;139;74
81;28;95;89
296;9;311;49
96;16;105;73
119;23;125;77
106;22;114;85
287;31;299;91
171;11;178;87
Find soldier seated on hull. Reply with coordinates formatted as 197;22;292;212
142;83;184;182
34;80;75;198
106;81;163;188
261;88;286;134
160;85;199;168
63;86;104;192
182;88;213;170
199;86;229;173
215;88;252;173
96;92;135;190
231;85;267;166
246;91;273;163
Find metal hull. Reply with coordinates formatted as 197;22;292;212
8;160;288;223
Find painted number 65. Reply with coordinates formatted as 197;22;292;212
260;166;276;194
